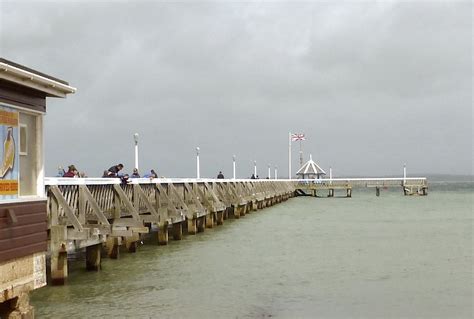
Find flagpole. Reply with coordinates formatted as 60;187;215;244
299;139;303;167
288;132;292;179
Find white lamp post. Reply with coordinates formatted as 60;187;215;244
254;160;257;178
233;155;236;179
274;165;278;179
133;133;139;171
403;163;407;185
196;147;200;179
268;163;271;179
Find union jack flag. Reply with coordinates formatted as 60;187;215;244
291;133;306;141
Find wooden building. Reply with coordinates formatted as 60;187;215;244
0;58;75;318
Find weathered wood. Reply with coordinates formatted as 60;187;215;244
50;186;83;231
113;184;141;220
85;244;101;271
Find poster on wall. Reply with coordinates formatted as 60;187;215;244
0;105;19;199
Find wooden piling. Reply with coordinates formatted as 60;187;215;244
172;222;183;240
50;225;68;285
158;224;169;245
106;237;120;259
85;244;101;271
187;218;197;235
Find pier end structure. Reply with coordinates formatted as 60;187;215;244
0;58;75;318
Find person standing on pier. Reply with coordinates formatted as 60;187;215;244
217;171;225;179
63;165;78;177
131;168;140;178
106;163;124;177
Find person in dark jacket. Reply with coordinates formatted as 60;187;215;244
120;174;130;184
130;168;140;178
106;164;123;177
217;171;225;179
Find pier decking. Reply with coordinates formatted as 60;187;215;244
296;177;428;197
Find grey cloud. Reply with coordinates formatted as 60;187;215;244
0;0;471;178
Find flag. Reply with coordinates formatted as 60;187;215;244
291;133;305;141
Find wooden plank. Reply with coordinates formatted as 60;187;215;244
113;184;141;220
50;186;83;231
80;185;110;225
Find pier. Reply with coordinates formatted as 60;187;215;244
44;178;296;284
296;177;428;197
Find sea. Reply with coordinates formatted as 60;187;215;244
31;177;473;318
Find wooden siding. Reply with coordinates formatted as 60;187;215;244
0;79;46;112
0;201;47;262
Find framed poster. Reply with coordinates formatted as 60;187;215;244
0;105;19;199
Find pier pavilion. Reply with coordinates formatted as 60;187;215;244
295;154;326;179
0;58;75;318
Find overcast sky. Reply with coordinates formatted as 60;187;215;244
0;0;472;178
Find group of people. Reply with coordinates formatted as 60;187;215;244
57;165;86;178
103;164;158;184
57;163;158;183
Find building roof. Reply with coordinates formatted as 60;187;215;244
296;154;326;176
0;58;76;98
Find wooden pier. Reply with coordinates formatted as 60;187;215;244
296;177;428;197
44;178;296;284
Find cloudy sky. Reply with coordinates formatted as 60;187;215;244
0;0;471;178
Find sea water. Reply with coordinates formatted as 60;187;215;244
31;181;473;318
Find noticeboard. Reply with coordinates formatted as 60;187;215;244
0;105;19;199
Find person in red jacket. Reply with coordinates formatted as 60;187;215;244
63;165;78;178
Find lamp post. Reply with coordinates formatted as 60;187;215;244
403;163;407;186
196;147;200;179
274;165;278;179
233;155;236;179
254;160;257;178
268;163;271;179
133;133;139;171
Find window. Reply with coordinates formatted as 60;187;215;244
19;113;38;196
19;124;27;156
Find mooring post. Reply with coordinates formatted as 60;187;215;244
85;244;101;271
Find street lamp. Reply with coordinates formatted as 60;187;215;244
254;160;257;178
196;147;200;179
233;155;236;179
268;163;271;179
133;133;139;171
274;165;278;179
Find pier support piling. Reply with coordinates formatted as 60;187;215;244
106;237;120;259
216;210;224;225
85;244;101;271
197;216;205;233
206;214;214;228
172;222;183;240
158;225;169;245
50;225;68;285
187;218;197;235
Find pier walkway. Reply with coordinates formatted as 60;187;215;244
296;177;428;197
44;178;296;284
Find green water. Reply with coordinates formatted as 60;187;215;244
32;184;473;318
